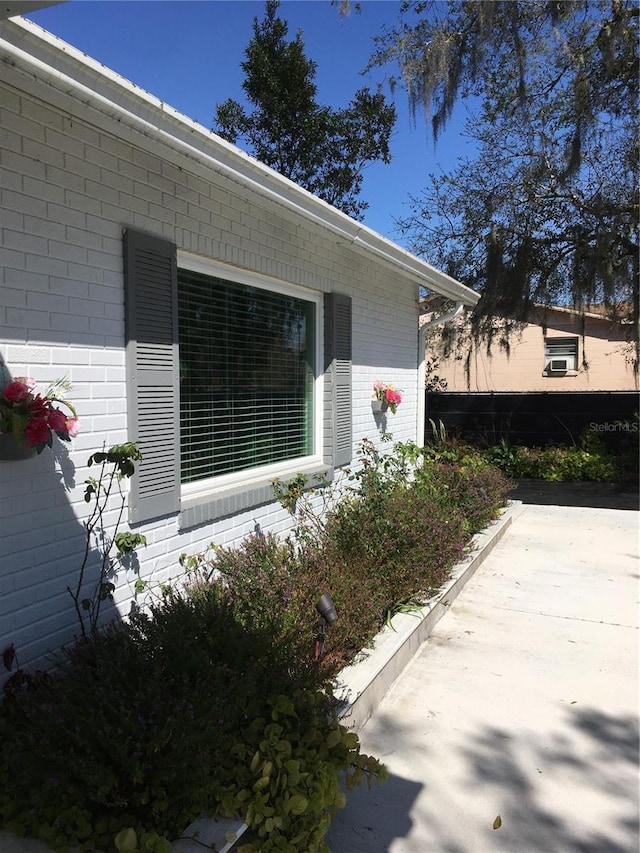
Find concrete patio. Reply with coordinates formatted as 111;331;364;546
325;500;639;852
2;492;637;852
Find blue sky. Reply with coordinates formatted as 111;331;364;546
23;0;473;243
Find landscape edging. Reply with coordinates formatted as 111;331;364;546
332;500;524;733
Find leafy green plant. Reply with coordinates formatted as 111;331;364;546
423;424;489;469
485;438;518;476
384;594;428;628
1;437;511;853
69;443;146;639
0;583;385;853
228;691;386;853
490;443;620;482
272;471;334;551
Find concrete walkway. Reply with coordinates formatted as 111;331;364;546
325;504;639;853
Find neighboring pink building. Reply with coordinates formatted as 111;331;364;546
423;305;637;392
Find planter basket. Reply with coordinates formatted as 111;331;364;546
371;399;388;414
0;432;37;461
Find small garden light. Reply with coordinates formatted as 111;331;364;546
316;593;338;625
314;593;338;661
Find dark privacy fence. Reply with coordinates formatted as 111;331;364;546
426;391;639;446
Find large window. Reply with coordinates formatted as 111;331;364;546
124;229;352;526
178;267;316;484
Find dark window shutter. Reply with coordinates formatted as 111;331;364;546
124;229;180;523
324;292;352;467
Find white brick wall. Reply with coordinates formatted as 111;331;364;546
0;60;421;672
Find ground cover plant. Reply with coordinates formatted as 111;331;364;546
0;439;511;853
426;419;638;483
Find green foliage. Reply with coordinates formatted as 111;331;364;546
509;445;619;482
214;0;396;220
273;438;509;658
589;413;640;476
271;473;310;515
1;438;510;853
0;586;384;853
372;0;638;365
71;443;146;639
483;438;619;482
423;426;625;483
385;594;428;628
188;533;319;667
226;692;386;853
485;438;519;475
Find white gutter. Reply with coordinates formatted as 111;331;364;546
417;302;466;447
0;16;479;307
420;301;466;331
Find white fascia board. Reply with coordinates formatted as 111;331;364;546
0;16;479;307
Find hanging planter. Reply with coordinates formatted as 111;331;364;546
0;432;37;461
0;376;80;458
372;381;403;415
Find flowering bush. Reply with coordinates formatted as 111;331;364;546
0;376;79;452
373;380;403;414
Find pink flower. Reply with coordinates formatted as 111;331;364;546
1;376;78;450
3;378;32;405
66;417;80;437
373;381;402;414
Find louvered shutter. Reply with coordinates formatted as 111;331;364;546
324;292;352;467
124;229;180;523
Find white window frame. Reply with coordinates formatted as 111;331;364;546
176;252;325;505
544;337;579;375
125;228;351;527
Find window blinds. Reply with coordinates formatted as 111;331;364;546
178;268;315;483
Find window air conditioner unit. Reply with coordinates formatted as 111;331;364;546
548;358;572;373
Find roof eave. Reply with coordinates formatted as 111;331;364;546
0;16;479;307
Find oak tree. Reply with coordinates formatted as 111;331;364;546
370;1;638;365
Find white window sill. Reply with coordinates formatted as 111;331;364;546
178;462;332;529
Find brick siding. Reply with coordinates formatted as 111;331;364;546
0;63;419;671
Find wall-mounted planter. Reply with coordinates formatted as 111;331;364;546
371;400;388;414
0;432;37;461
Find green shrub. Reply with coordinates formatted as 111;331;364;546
312;441;510;662
475;435;622;483
416;462;513;535
0;587;384;853
186;533;319;668
1;437;510;853
501;443;619;482
485;438;520;476
230;690;383;853
425;422;628;482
